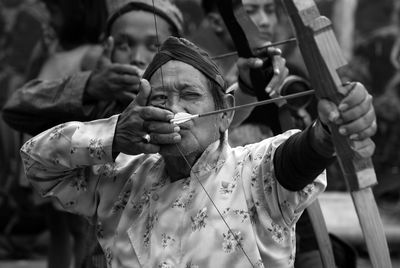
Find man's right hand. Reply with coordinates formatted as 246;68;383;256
112;79;181;156
85;36;142;104
237;46;288;97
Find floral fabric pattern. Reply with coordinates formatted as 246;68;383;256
131;189;151;212
268;222;289;244
70;172;88;192
21;117;326;268
88;138;105;160
49;124;65;140
191;207;208;231
222;230;243;253
161;233;176;248
144;212;158;248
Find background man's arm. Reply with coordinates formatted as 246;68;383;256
2;71;125;135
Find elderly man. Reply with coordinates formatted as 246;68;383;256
21;37;376;267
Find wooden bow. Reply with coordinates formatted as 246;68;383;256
278;0;392;267
217;0;336;268
216;0;337;266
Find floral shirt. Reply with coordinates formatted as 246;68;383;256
21;115;326;268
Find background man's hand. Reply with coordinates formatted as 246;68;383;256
112;79;181;156
86;36;142;104
318;82;377;141
237;46;289;100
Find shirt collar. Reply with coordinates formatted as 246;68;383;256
190;132;230;175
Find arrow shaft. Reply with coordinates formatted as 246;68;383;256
211;38;297;60
198;89;314;118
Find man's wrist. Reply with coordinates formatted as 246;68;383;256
83;72;98;103
309;119;335;158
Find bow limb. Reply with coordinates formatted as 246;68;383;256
279;1;392;267
217;0;289;135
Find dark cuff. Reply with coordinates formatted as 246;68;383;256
309;120;335;158
273;125;335;191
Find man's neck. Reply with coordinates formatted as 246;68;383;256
163;151;202;182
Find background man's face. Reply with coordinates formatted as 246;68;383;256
148;60;222;157
243;0;278;42
110;10;173;73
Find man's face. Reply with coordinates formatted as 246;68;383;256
243;0;278;42
148;60;223;157
110;10;173;73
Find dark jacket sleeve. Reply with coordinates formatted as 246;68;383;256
2;71;125;135
273;121;335;191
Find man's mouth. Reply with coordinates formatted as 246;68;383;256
258;31;272;41
130;64;145;77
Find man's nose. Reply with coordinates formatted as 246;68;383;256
164;97;184;114
255;10;271;28
130;46;147;70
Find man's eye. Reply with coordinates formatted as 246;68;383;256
151;95;168;102
244;5;256;15
264;6;275;15
115;41;130;52
147;42;161;52
181;91;201;99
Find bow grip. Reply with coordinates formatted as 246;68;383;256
282;0;377;190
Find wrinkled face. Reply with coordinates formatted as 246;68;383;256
110;10;173;73
149;61;223;156
243;0;278;42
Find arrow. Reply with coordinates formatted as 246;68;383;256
171;89;314;124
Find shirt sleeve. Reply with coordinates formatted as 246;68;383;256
245;130;327;228
2;72;125;135
20;115;123;217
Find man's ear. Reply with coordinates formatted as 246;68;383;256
206;12;225;34
219;94;235;133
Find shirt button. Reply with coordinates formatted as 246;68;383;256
152;193;159;201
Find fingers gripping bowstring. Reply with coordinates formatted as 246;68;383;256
150;1;255;267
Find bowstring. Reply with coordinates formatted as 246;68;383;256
151;0;165;98
150;1;255;267
175;144;255;267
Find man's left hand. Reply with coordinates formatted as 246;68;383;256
318;82;377;141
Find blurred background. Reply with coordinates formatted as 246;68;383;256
0;0;400;267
